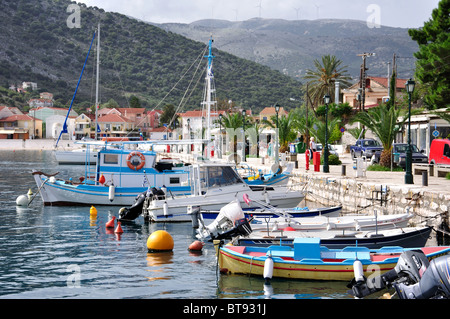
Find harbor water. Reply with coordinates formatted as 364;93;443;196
0;150;419;299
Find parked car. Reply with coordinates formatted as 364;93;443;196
429;139;450;165
316;144;339;158
350;139;383;159
371;143;428;168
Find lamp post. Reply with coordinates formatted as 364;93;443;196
274;104;280;164
242;109;246;162
323;95;331;173
404;78;415;184
218;113;223;159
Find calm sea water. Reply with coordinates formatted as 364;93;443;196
0;150;361;300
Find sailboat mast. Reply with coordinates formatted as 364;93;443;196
95;23;100;140
203;36;215;141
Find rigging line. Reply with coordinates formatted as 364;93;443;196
165;46;208;130
127;43;209;135
103;44;131;108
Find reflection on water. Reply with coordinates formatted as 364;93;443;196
1;150;437;299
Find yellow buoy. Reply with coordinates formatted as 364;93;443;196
147;230;174;252
90;205;97;216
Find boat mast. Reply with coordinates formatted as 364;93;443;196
95;23;100;140
202;36;216;142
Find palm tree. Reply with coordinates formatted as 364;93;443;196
308;117;342;153
263;112;297;153
304;55;352;111
217;112;244;161
351;103;414;167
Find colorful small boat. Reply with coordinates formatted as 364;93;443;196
216;238;450;281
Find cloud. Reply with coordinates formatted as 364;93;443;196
76;0;440;27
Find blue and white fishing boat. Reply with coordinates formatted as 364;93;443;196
33;140;193;206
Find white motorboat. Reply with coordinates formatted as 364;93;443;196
140;163;305;222
54;147;99;165
249;210;414;232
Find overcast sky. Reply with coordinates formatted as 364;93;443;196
77;0;440;28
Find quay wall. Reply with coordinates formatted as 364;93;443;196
288;172;449;229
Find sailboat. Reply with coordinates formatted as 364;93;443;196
53;24;102;165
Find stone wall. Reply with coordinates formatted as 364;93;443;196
289;172;450;229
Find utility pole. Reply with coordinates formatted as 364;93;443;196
357;52;375;112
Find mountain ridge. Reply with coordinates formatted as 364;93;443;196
0;0;303;114
154;17;418;80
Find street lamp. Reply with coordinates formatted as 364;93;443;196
274;104;280;164
242;109;246;162
323;95;331;173
405;78;415;184
219;113;223;159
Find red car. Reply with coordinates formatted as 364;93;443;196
429;139;450;165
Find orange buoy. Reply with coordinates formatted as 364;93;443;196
106;216;116;228
147;230;174;252
284;226;295;231
115;221;123;234
188;240;204;251
99;174;105;185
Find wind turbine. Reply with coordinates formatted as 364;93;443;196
315;4;320;19
256;0;263;18
294;7;301;20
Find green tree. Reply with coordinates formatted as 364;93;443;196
159;104;177;127
409;0;450;109
262;113;298;153
351;103;414;167
129;95;141;108
304;55;352;111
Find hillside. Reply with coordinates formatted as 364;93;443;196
0;0;303;114
156;18;419;80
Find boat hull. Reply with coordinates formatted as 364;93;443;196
217;243;450;281
146;191;305;222
33;173;190;206
238;226;433;249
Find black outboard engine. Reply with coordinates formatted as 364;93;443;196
348;250;450;299
118;190;148;221
394;254;450;299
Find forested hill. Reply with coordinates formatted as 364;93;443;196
0;0;302;113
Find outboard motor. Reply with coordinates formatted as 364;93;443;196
348;250;450;299
118;190;148;221
394;254;450;299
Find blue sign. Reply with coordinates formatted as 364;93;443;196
432;130;439;138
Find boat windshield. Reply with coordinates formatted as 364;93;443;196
201;166;243;188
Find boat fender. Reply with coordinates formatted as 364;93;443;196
163;202;169;216
263;254;274;284
106;216;116;228
115;221;124;234
108;185;115;202
353;259;365;284
16;194;29;207
264;192;270;205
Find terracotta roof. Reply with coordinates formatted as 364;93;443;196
149;127;172;132
97;114;132;123
116;108;145;114
178;110;226;118
0;114;40;121
368;76;407;89
259;106;288;115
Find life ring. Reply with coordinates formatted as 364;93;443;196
126;151;146;171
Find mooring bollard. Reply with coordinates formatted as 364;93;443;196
341;165;346;176
422;171;428;186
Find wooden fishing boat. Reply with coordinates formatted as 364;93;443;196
236;226;433;249
216;238;450;281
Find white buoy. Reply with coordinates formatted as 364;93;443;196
163;202;169;216
108;185;115;202
353;259;365;283
16;195;29;207
263;254;274;283
264;191;270;205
